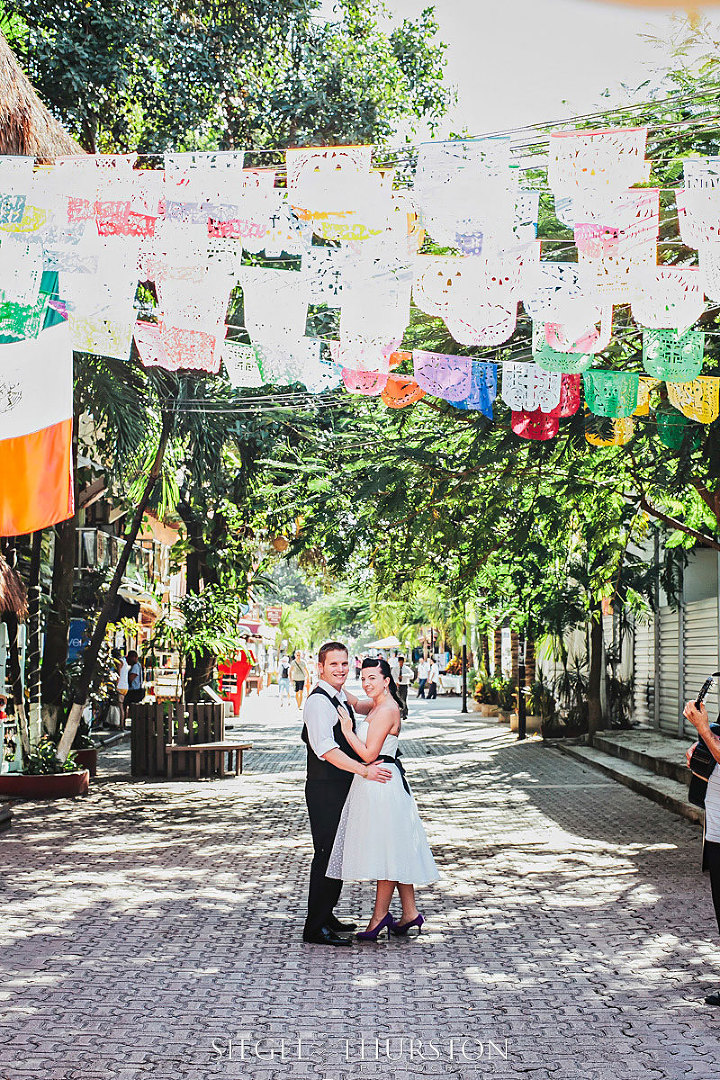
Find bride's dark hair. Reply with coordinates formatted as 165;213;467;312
361;657;404;714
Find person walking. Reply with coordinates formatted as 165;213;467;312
290;650;310;709
426;656;439;700
125;651;145;707
278;654;291;706
417;655;430;698
302;641;392;946
685;698;720;1005
114;648;130;726
391;655;413;720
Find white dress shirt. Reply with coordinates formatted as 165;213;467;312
303;678;349;760
705;764;720;842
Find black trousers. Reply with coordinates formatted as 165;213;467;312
304;778;351;938
397;684;408;718
426;681;437;700
705;839;720;936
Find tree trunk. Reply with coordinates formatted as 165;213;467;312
587;603;605;740
178;509;214;702
40;514;77;735
481;631;490;675
185;652;216;702
41;418;79;736
4;614;29;759
57;412;173;760
26;530;43;745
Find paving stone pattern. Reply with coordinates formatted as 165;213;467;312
2;689;720;1080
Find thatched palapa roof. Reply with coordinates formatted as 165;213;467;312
0;555;28;621
0;31;83;157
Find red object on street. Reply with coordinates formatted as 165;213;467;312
218;652;254;716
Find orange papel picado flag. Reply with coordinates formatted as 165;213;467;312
0;322;74;536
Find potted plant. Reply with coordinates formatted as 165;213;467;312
472;674;499;716
493;677;516;723
71;721;99;778
511;679;554;734
0;736;89;799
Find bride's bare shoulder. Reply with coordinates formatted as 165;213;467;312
373;699;400;728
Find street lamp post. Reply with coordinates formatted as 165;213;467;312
517;631;527;741
461;628;468;714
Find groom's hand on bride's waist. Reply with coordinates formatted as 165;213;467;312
366;762;393;783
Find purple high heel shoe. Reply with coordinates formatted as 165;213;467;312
355;913;395;942
390;913;424;936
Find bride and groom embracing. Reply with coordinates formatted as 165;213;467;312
301;641;438;946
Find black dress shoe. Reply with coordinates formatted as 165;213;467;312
303;925;354;946
704;991;720;1006
327;915;358;933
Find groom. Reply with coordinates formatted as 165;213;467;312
301;641;392;946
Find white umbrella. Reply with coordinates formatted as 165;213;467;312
364;635;402;650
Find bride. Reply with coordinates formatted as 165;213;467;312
326;656;439;940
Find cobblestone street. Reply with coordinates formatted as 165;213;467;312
2;690;720;1080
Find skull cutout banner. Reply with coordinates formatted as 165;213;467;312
548;128;650;212
631;266;705;333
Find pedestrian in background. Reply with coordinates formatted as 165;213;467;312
114;647;130;726
391;655;413;720
290;650;310;709
426;656;439;701
125;650;145;706
279;654;291;706
417;656;430;698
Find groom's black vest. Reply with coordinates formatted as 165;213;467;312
301;686;363;784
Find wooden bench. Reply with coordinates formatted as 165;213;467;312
165;742;252;780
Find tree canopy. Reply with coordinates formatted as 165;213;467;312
1;0;453;151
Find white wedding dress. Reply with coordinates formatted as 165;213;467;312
326;720;439;885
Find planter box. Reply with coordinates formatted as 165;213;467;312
0;770;89;799
497;709;512;724
510;713;542;734
74;748;98;778
476;703;500;717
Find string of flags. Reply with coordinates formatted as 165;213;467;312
2;130;720;533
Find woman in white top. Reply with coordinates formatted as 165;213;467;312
326;657;438;941
685;699;720;1007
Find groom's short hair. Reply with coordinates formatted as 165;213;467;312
318;641;348;665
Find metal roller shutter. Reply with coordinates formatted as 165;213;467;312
632;616;655;727
683;597;720;735
658;606;680;735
